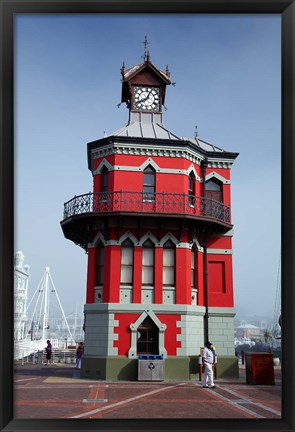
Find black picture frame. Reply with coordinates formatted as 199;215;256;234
0;1;294;431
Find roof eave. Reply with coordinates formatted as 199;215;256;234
87;135;239;171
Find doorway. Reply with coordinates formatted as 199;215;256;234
137;316;159;355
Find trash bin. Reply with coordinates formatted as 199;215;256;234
245;352;275;385
138;354;165;381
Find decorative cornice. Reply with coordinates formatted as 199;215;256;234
90;143;235;170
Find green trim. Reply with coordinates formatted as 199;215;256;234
81;355;238;381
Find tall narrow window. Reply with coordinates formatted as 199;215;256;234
120;239;134;285
142;240;154;285
205;179;223;218
206;179;222;202
96;242;104;285
163;240;175;286
100;167;109;200
143;166;155;201
191;249;196;288
188;172;195;206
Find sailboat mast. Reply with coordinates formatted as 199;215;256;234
42;267;50;343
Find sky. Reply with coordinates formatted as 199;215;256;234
14;14;281;324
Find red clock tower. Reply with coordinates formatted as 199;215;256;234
61;45;239;380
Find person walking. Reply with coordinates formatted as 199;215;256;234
76;342;84;369
202;341;216;389
45;340;52;365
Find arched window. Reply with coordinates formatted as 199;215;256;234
206;178;222;202
142;240;154;286
137;316;159;355
120;239;134;286
143;166;155;201
188;172;196;206
163;240;175;287
96;242;104;286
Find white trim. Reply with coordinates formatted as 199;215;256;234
139;158;161;172
207;158;235;168
92;232;106;247
191;238;203;252
93;157;233;181
138;231;159;246
207;249;232;255
94;158;201;177
118;231;138;245
208;307;236;316
159;232;178;246
205;171;230;184
187;164;198;178
93;158;113;174
128;309;167;359
105;240;120;246
91;143;236;172
176;242;191;248
84;303;206;315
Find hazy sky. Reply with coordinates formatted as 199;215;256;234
15;14;281;323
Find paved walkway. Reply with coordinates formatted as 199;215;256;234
14;363;281;419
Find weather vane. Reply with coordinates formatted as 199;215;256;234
143;36;151;61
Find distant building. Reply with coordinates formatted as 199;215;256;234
14;251;30;340
235;324;260;340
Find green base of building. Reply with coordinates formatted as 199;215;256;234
81;355;239;381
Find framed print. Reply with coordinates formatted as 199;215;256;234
1;1;294;431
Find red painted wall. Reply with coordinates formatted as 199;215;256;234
86;247;97;304
175;248;191;304
113;313;139;355
92;156;227;204
207;237;232;249
103;245;121;303
207;254;233;307
157;314;182;355
87;153;234;312
113;313;182;356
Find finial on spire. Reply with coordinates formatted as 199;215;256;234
120;61;125;76
194;126;198;138
166;65;170;78
143;36;151;61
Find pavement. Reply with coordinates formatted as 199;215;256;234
14;363;281;420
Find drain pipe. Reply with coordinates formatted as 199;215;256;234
202;159;209;343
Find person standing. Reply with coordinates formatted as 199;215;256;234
202;341;216;388
76;342;84;369
45;340;52;365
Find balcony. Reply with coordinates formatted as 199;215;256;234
62;191;231;224
61;191;232;249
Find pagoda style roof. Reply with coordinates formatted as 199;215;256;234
109;121;226;153
122;61;171;83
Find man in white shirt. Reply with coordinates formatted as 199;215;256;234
202;341;216;388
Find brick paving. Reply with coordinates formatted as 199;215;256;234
14;363;281;419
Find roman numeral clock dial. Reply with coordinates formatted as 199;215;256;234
133;86;160;111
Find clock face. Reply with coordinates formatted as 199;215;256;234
133;86;160;111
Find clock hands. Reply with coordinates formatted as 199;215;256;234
134;87;160;110
138;89;153;103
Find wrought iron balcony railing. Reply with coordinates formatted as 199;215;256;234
63;191;231;224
